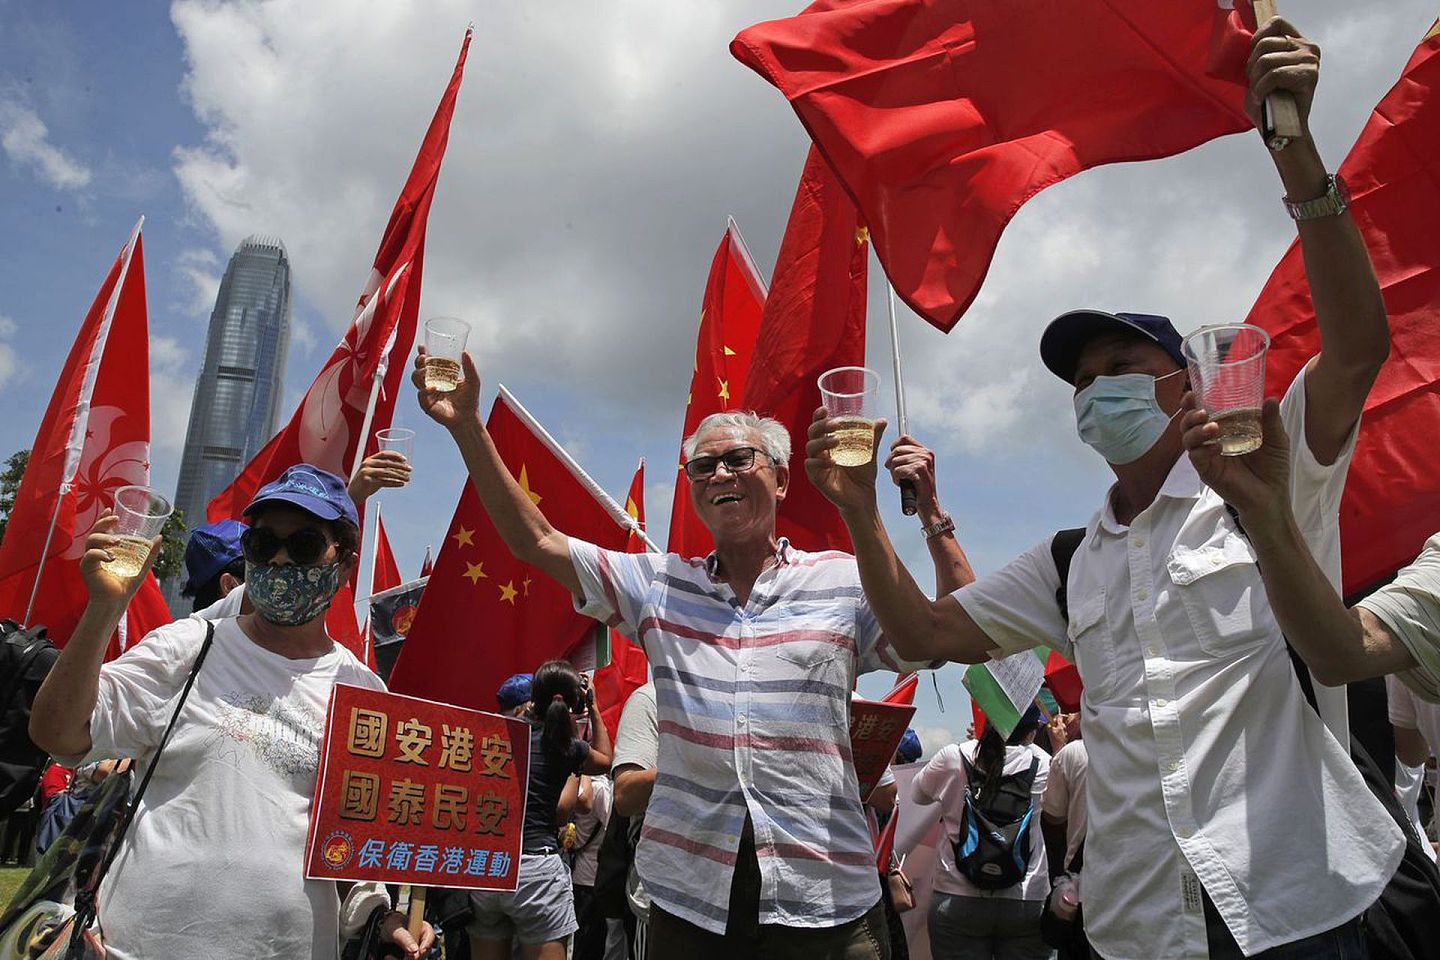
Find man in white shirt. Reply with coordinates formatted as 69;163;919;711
1386;676;1439;861
30;465;433;960
806;18;1402;959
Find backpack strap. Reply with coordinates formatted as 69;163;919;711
1050;529;1087;622
68;620;215;956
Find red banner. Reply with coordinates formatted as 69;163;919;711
849;697;916;802
305;684;530;891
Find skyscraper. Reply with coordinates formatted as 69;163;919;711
164;236;291;611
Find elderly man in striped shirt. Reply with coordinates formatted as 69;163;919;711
416;353;938;960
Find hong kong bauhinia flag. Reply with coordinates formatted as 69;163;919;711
743;148;868;553
1251;17;1440;596
668;219;767;559
206;28;471;522
387;387;637;712
0;219;171;655
593;460;649;738
732;0;1254;330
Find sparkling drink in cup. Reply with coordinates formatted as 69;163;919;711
1182;323;1270;457
102;486;173;580
423;317;470;392
818;366;881;467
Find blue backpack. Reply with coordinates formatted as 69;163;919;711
953;752;1040;890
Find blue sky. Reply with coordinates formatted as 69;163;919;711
1;1;1435;753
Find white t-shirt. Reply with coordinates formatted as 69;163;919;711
75;615;385;960
1362;536;1440;702
570;775;613;887
1042;739;1088;871
910;740;1050;900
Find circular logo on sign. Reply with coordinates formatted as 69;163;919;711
392;603;418;635
322;830;355;870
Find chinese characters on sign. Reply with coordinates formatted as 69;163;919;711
305;684;531;891
849;697;917;802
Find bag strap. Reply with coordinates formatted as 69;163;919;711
67;620;215;957
1050;529;1087;622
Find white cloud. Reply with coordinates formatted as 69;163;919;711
175;247;221;318
0;99;91;190
0;313;18;393
148;334;194;456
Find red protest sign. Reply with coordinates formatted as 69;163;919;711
305;684;531;891
849;697;916;802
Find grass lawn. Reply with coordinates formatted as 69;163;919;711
0;866;31;910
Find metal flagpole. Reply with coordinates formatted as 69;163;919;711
885;280;918;516
496;384;663;553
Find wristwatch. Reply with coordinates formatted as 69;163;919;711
1284;174;1350;221
922;514;955;540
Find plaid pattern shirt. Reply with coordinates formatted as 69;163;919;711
570;536;931;934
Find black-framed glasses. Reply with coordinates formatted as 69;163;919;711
683;446;775;482
241;526;336;566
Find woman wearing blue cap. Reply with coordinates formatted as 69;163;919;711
30;464;434;959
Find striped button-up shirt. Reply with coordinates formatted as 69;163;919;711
570;537;929;934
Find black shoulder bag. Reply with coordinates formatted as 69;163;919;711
62;620;216;959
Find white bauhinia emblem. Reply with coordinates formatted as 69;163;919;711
63;405;150;559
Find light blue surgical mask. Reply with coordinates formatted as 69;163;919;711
1073;370;1184;465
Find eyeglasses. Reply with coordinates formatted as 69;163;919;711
240;526;337;566
683;446;776;482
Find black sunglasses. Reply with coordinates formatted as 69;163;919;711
683;446;776;482
241;526;338;566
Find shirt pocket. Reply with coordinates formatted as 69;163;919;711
1166;535;1271;658
1067;589;1116;701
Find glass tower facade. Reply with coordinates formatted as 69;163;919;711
164;236;291;611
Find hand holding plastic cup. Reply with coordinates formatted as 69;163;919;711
422;317;470;392
375;427;415;462
1182;323;1270;456
102;486;172;580
818;366;881;466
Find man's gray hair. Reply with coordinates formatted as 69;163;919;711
682;411;791;465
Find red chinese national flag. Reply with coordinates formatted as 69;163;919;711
732;0;1254;330
0;219;171;655
668;219;767;559
742;148;868;553
372;510;402;595
593;460;650;738
388;387;634;711
1250;20;1440;596
207;28;471;522
419;545;434;579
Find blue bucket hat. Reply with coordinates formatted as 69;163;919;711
1040;310;1186;385
243;464;358;528
496;673;534;710
182;519;248;593
896;728;923;764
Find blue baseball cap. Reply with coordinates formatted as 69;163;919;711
243;464;359;528
1040;310;1186;385
896;729;923;764
182;519;248;592
496;673;533;710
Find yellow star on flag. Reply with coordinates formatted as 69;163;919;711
452;527;474;548
518;466;542;506
855;225;870;246
463;561;487;584
1426;17;1439;41
625;496;640;521
722;345;737;356
498;580;519;604
716;378;730;402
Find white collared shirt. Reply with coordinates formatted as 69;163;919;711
953;364;1404;959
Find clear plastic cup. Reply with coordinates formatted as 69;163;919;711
1182;323;1271;456
102;486;173;579
375;427;415;461
817;366;881;466
422;317;470;393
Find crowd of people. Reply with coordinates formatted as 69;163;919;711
17;13;1440;960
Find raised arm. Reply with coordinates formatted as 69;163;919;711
580;676;613;774
1182;397;1414;685
1248;18;1389;465
414;350;579;597
808;410;995;664
31;514;161;758
885;436;975;595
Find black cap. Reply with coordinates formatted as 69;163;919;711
1039;310;1186;384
